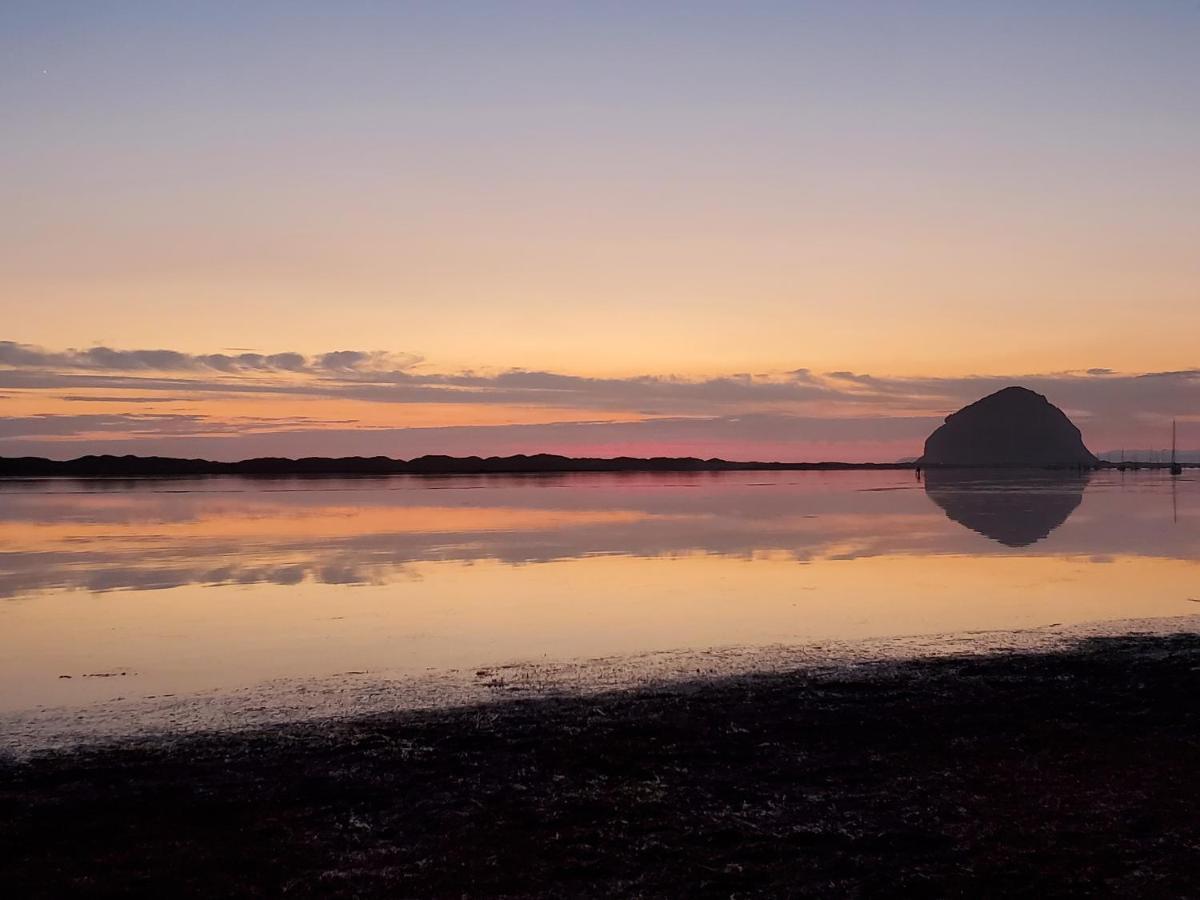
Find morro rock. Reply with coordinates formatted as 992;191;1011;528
919;386;1098;467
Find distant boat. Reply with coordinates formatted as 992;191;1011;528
1170;419;1182;476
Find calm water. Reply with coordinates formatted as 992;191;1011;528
1;470;1197;714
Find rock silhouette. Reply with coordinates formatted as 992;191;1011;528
919;387;1098;467
923;469;1087;547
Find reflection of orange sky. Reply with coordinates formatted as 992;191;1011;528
0;504;667;549
5;551;1199;709
2;505;948;556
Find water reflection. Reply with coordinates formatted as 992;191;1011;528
2;470;1198;713
0;470;1194;597
923;469;1089;547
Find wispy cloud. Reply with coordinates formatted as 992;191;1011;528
0;413;363;440
0;341;422;375
2;341;1198;459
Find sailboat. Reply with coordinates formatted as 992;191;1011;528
1169;419;1182;476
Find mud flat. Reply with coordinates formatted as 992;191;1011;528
4;620;1200;896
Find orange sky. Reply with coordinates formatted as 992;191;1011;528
2;3;1199;459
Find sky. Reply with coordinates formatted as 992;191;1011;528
2;1;1199;461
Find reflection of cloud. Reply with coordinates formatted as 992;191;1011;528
0;472;1194;598
0;474;923;596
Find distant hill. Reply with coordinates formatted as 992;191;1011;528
0;454;914;478
919;387;1099;468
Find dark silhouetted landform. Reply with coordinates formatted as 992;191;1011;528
4;452;1185;479
920;386;1099;467
0;454;917;478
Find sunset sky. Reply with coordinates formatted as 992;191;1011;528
3;1;1198;461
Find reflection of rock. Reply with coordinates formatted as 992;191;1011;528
920;386;1098;467
923;469;1088;547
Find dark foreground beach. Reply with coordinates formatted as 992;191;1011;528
3;633;1199;897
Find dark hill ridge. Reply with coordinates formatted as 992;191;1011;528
0;454;913;478
919;387;1098;468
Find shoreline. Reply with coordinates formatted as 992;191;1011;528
8;453;1180;480
2;453;917;478
4;624;1200;895
5;614;1200;758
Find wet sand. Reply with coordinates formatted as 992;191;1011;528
7;615;1200;757
4;628;1200;897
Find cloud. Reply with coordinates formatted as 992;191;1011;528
0;414;205;439
57;394;201;403
3;341;1199;458
0;413;364;440
0;341;421;375
0;347;862;411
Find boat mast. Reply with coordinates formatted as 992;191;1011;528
1170;419;1182;476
